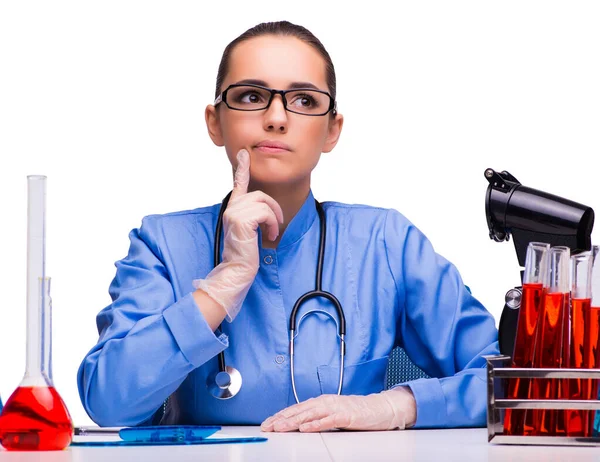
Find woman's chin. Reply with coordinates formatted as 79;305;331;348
249;167;300;186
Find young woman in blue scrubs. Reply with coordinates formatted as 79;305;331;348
78;21;499;432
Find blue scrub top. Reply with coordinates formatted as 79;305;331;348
77;189;499;428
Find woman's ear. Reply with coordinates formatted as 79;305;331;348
322;113;344;153
205;104;224;147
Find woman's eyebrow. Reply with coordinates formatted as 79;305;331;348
233;79;321;90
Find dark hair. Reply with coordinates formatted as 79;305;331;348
215;21;337;103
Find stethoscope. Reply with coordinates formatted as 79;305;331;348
207;191;346;404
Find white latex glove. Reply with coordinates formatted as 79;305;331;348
260;387;417;433
193;149;284;322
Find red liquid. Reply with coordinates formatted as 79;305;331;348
567;298;590;436
584;306;600;435
556;290;572;436
0;386;73;451
531;292;569;435
504;283;544;436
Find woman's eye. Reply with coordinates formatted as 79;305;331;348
238;91;264;104
290;94;318;108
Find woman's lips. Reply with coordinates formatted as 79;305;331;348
254;145;290;154
254;140;291;154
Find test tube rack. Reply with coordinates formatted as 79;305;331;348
486;354;600;446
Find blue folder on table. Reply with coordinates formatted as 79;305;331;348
70;425;267;447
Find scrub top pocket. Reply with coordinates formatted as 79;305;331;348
317;355;390;396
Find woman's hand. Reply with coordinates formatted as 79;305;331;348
260;387;417;433
193;149;284;322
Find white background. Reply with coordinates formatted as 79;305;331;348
1;1;599;427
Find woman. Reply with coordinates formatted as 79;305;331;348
77;20;499;433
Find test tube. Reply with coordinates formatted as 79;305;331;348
567;251;593;437
504;242;550;436
531;246;570;436
588;246;600;435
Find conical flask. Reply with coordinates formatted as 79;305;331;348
0;175;73;450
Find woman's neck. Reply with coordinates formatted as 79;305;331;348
250;178;310;249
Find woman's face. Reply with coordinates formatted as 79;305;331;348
206;35;343;188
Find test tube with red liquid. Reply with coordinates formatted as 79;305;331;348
504;242;550;436
531;246;570;436
587;246;600;436
0;176;73;450
566;251;593;437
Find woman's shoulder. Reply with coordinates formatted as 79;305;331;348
132;203;221;243
322;200;418;245
322;199;412;226
141;203;219;224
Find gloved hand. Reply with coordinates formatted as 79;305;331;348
193;149;284;322
260;386;417;432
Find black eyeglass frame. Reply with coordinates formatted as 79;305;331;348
214;83;338;117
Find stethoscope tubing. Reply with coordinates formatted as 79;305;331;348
211;191;346;402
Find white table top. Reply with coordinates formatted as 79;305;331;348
1;427;599;461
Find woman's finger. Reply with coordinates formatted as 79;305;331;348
254;202;280;241
299;411;352;432
230;149;250;200
224;201;279;242
271;405;332;432
245;190;284;224
261;396;335;431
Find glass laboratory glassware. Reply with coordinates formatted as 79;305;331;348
587;246;600;436
566;251;593;437
0;176;73;451
504;242;550;436
531;246;570;436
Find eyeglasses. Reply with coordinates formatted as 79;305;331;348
214;84;337;117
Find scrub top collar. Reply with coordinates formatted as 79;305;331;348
258;188;318;251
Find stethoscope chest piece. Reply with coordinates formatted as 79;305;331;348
207;365;242;399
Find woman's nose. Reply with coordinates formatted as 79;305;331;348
263;94;288;133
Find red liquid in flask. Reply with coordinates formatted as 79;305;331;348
1;177;74;451
565;298;589;436
504;282;544;436
0;386;73;451
531;291;569;435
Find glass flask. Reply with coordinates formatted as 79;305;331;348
504;242;550;436
0;175;73;451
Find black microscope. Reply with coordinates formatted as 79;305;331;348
484;168;595;357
